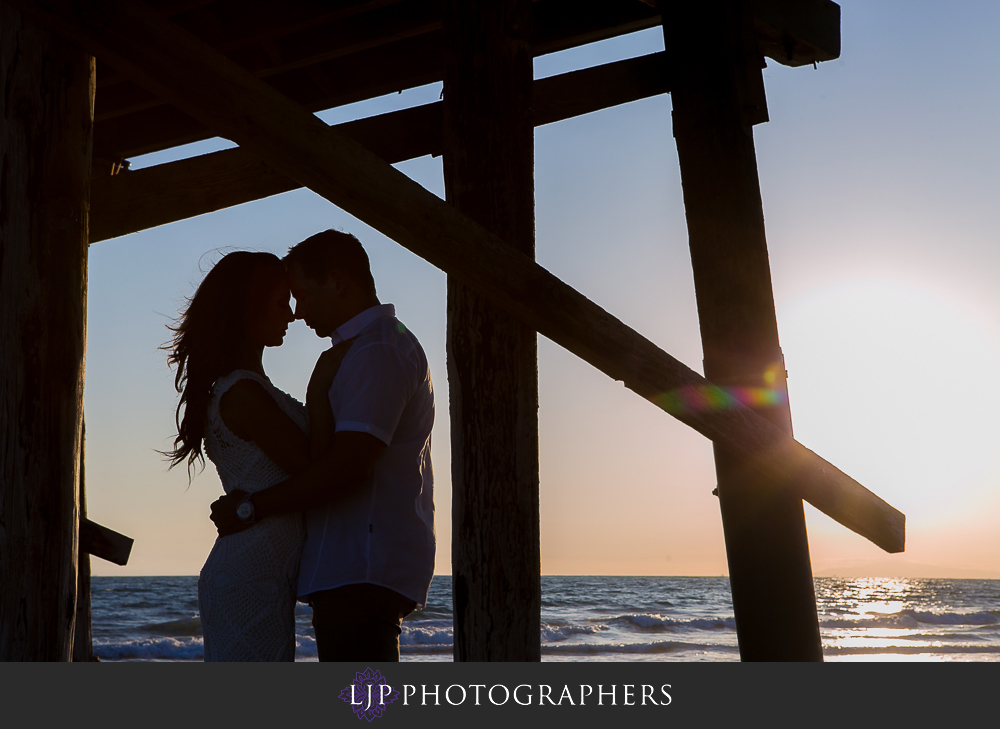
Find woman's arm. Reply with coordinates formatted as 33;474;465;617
219;379;311;475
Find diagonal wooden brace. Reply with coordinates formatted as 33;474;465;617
13;0;903;553
80;518;133;566
89;52;671;243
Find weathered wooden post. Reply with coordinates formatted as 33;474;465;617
73;421;95;662
664;0;823;660
0;3;93;661
443;0;540;661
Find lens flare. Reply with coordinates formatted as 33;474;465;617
655;383;787;417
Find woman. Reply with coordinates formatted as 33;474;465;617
164;251;331;661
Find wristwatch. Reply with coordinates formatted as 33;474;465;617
236;495;256;525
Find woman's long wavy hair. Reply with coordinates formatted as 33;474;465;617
163;251;286;478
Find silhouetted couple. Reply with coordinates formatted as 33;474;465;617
165;230;435;661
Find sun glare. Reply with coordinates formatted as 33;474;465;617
779;276;1000;528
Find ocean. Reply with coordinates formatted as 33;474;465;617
89;575;1000;662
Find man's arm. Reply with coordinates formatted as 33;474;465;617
210;429;385;536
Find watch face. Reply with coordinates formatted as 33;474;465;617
237;501;254;522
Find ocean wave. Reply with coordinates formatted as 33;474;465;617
400;644;454;655
118;600;170;610
401;624;453;646
541;623;608;642
143;616;203;637
825;643;1000;656
902;610;1000;626
410;607;453;621
541;597;605;609
820;609;1000;629
543;640;738;656
95;633;323;661
907;632;992;643
295;634;318;659
608;614;736;632
94;637;203;661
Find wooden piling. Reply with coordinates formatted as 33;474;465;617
73;421;95;662
0;4;93;661
665;0;823;660
443;0;541;661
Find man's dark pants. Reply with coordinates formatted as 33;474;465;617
310;583;417;662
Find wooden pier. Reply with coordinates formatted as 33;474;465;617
1;0;902;661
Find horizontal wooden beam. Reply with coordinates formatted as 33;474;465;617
89;0;838;160
97;1;406;86
79;519;133;566
91;0;662;159
95;0;440;121
94;31;446;159
641;0;840;67
753;0;840;67
20;0;902;553
90;52;670;243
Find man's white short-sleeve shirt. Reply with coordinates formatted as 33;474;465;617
297;304;435;607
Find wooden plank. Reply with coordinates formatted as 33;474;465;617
753;0;840;67
0;3;92;662
443;0;540;662
96;1;394;88
94;0;439;121
90;0;661;160
94;32;445;159
160;0;388;58
533;0;660;56
89;0;835;159
90;52;670;243
95;1;424;89
14;0;904;554
640;0;841;66
666;0;821;661
92;0;836;125
80;519;134;567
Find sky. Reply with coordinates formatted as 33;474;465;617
85;0;1000;578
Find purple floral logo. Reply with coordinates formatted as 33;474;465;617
339;667;400;721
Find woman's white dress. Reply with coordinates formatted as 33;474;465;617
198;370;307;661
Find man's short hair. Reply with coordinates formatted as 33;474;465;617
283;229;376;296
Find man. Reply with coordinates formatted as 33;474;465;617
211;229;435;661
